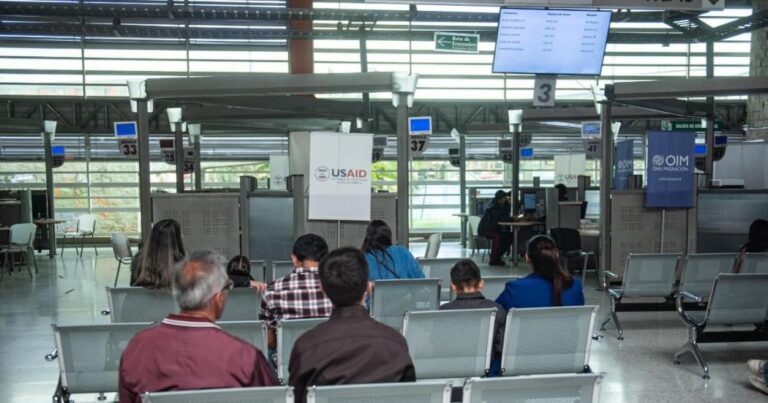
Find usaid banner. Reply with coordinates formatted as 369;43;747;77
554;153;586;187
309;132;373;221
646;131;695;208
613;139;634;190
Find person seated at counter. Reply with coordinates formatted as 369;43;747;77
555;183;570;201
478;190;514;267
496;235;584;309
733;219;768;273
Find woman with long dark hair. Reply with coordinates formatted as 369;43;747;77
361;220;425;281
130;219;186;289
733;219;768;273
495;235;584;308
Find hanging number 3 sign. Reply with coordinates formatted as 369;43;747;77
533;75;557;107
410;135;430;157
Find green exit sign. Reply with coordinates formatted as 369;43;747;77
434;32;479;54
662;120;724;132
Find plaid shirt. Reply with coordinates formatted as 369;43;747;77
260;267;333;326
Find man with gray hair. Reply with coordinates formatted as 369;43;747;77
119;250;276;403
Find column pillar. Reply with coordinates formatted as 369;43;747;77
288;0;313;75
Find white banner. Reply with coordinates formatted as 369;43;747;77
309;132;373;221
554;153;586;188
269;154;289;190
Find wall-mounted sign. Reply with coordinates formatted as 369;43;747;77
435;32;479;53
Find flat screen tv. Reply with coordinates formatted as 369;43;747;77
492;8;611;76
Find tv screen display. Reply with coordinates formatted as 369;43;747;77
523;192;537;211
493;8;611;76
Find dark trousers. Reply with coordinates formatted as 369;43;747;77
483;231;512;264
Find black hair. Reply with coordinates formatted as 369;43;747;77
494;190;509;203
361;220;400;278
527;235;573;306
361;220;393;252
319;247;369;307
450;259;482;291
745;219;768;253
226;255;250;275
293;233;329;263
555;184;569;201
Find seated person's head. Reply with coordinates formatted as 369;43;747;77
173;250;232;320
291;234;329;268
746;219;768;252
555;184;568;201
226;255;250;275
526;235;573;305
362;220;393;252
135;218;186;289
526;235;561;271
450;259;484;294
318;247;370;307
494;190;510;205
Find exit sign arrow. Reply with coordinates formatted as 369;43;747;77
434;32;479;54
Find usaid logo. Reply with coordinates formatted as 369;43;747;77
652;154;690;172
315;166;368;183
314;166;330;182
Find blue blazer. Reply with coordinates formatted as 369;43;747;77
495;273;585;309
366;245;425;281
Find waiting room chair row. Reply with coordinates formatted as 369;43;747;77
47;306;598;402
601;252;768;340
140;374;604;403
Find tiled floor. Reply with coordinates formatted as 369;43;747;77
0;243;766;402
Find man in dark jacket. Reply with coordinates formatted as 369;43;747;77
288;247;416;403
478;190;514;266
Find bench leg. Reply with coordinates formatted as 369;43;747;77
600;298;624;340
114;261;122;288
673;328;710;379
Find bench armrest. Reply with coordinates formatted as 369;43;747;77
678;291;702;303
45;348;58;361
604;271;619;279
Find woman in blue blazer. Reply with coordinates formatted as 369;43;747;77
362;220;425;281
496;235;585;309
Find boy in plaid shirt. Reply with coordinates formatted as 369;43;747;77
261;234;333;348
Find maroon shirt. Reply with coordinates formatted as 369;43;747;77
119;314;277;403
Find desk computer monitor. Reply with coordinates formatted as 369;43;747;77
522;192;537;213
584;190;600;220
